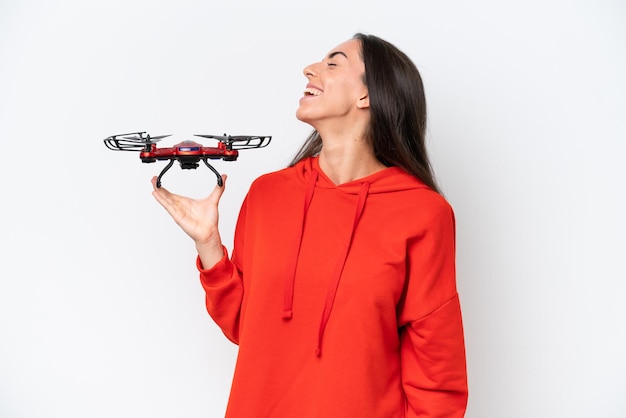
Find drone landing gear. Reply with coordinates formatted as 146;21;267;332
156;160;175;188
202;159;224;187
155;158;224;188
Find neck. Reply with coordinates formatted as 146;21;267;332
316;134;386;185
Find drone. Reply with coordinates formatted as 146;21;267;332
104;132;271;187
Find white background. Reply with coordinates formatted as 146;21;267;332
1;1;625;417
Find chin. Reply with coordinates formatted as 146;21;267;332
295;107;313;124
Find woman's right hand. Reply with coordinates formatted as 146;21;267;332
151;175;227;268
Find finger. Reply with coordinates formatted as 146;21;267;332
152;190;188;225
151;176;158;190
151;176;176;201
208;174;228;203
151;179;179;210
151;187;173;211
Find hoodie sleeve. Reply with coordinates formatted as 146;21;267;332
398;198;468;417
196;197;248;344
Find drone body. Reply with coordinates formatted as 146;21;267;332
104;132;271;187
140;140;238;165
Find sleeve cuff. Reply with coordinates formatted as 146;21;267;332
196;246;232;280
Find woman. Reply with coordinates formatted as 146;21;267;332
152;33;468;418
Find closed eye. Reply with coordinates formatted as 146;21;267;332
324;51;347;68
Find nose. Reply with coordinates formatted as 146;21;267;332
303;62;317;78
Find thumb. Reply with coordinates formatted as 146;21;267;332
209;174;227;202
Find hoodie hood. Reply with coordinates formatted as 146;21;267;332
282;157;430;356
300;156;427;195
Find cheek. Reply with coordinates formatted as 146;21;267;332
338;80;368;104
336;72;367;95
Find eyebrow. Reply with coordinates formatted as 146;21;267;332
327;51;348;60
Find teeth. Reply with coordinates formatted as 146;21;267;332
304;87;322;96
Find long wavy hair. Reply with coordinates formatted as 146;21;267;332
290;33;440;193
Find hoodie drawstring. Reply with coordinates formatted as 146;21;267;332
282;169;318;320
282;167;371;357
316;181;370;356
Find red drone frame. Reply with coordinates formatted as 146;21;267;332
104;132;271;187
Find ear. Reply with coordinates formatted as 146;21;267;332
357;94;370;109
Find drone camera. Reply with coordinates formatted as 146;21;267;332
181;162;200;169
179;155;201;170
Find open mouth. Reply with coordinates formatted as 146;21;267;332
303;87;323;97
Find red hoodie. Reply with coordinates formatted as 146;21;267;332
198;156;468;417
